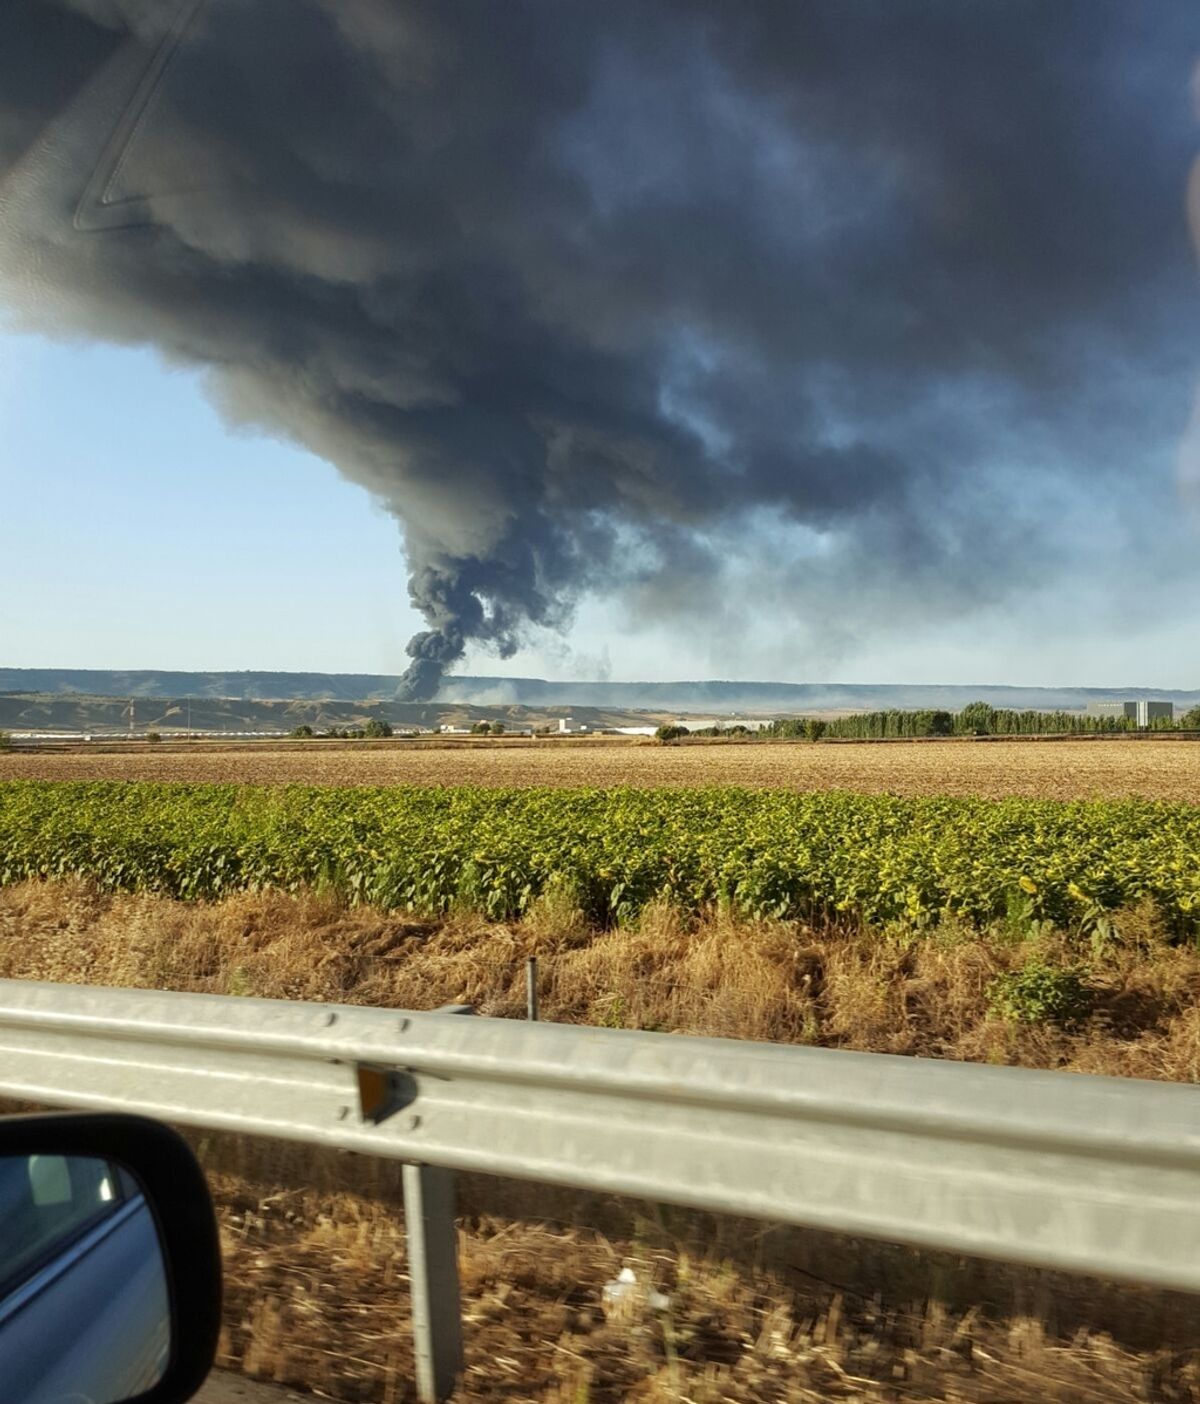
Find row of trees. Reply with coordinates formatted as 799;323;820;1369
290;718;395;739
773;709;957;739
681;723;753;738
767;702;1200;740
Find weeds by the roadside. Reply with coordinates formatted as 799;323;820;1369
2;878;1198;1078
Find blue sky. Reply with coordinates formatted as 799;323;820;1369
1;332;420;673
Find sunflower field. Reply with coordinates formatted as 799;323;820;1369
2;781;1199;932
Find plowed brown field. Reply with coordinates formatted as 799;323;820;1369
3;736;1200;800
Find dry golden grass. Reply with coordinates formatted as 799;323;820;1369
4;735;1200;799
4;879;1199;1079
7;879;1200;1400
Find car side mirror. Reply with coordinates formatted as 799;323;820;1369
0;1112;221;1404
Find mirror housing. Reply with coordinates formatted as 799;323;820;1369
0;1112;221;1404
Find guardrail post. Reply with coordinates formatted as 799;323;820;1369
526;956;539;1021
403;1162;464;1402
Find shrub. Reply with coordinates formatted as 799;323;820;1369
655;725;689;743
987;958;1092;1025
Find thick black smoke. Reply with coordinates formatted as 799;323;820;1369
2;0;1198;694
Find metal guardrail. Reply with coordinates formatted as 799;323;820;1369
1;980;1199;1398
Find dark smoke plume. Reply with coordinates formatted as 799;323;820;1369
2;0;1198;695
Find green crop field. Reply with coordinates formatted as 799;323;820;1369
3;780;1199;933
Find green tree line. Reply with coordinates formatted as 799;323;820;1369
767;703;1200;740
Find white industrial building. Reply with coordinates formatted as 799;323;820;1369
1086;700;1173;726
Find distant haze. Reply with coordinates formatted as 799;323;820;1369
3;669;1197;716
